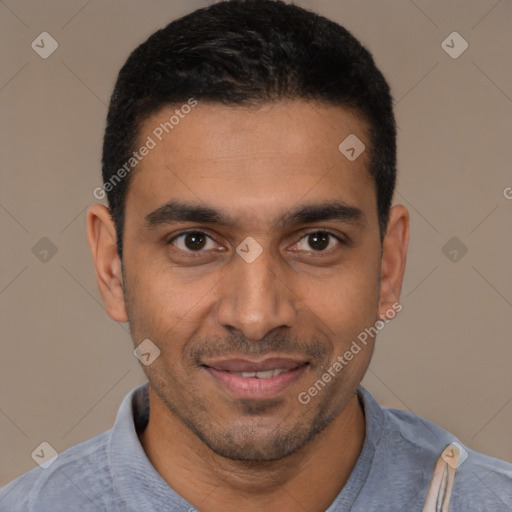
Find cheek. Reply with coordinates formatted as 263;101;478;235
312;291;378;359
300;257;380;334
124;255;220;343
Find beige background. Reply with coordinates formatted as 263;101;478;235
1;0;511;488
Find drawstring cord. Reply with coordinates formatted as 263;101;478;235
422;442;468;512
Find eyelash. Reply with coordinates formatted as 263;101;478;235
166;229;346;256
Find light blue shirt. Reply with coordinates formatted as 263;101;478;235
1;383;511;511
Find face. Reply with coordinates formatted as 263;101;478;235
89;100;408;461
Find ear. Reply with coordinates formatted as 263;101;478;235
86;204;128;323
377;204;409;318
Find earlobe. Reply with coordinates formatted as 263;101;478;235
377;205;410;318
86;204;128;323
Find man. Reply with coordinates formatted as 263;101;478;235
1;1;511;510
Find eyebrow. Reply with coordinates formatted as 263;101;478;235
144;199;365;230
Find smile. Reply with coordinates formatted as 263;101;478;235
230;369;290;378
202;357;309;399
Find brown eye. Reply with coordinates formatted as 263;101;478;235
183;232;207;250
169;231;216;252
294;231;342;252
307;232;330;251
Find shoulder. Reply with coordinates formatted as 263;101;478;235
0;431;115;512
383;406;512;510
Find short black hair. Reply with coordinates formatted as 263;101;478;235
102;0;396;260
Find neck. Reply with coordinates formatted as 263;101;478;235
140;387;366;512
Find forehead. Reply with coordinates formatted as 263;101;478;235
126;100;376;230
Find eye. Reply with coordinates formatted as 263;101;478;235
168;231;218;252
293;231;343;252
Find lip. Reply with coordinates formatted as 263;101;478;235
203;357;309;399
203;357;307;373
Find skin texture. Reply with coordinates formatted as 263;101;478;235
87;100;409;512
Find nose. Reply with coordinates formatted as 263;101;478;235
215;247;297;341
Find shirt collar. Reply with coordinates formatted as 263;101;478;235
325;385;386;510
108;383;186;510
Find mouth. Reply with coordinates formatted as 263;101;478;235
202;357;310;399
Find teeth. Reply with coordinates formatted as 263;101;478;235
232;369;289;379
255;370;274;379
